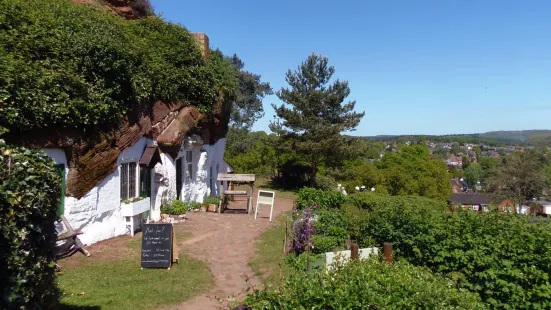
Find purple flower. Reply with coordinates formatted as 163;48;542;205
292;207;315;254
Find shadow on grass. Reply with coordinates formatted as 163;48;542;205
57;304;101;310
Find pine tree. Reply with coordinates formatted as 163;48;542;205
271;54;364;186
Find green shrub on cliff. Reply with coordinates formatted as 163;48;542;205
0;0;237;133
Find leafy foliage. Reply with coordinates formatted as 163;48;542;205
296;187;346;210
244;259;486;309
0;0;237;133
359;194;551;309
311;209;348;254
160;200;201;215
375;145;451;201
0;140;61;309
226;54;272;129
202;196;220;205
487;152;548;205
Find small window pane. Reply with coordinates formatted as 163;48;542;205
121;163;128;201
129;162;136;198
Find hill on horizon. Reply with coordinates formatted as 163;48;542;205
361;129;551;146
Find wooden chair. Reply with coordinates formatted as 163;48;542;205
254;190;275;221
56;215;90;257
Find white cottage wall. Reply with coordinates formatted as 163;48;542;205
42;136;230;245
44;137;150;245
150;152;176;221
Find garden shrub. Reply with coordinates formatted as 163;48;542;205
340;203;369;240
296;188;346;210
350;191;447;212
202;196;220;205
311;209;348;254
359;194;551;309
244;259;486;309
0;140;61;309
314;174;337;191
169;200;187;215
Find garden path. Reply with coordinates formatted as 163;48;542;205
161;193;294;310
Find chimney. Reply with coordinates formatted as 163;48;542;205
192;32;210;60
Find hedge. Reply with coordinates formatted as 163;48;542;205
296;187;346;210
311;209;348;254
0;140;61;309
358;194;551;309
244;259;486;309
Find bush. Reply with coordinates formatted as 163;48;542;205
340;203;369;240
296;188;346;210
202;196;220;205
160;200;189;215
188;202;201;210
0;140;61;309
359;194;551;309
310;209;348;254
244;259;486;309
314;174;337;191
169;200;187;215
350;191;447;212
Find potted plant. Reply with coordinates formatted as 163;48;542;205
203;196;220;212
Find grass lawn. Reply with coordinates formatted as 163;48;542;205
253;177;298;200
57;231;213;310
248;213;293;289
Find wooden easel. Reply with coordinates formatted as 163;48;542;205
172;226;179;264
57;215;90;257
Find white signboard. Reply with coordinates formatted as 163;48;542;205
325;247;379;272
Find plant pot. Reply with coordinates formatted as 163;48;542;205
207;204;216;212
200;205;207;212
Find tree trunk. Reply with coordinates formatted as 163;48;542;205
309;155;317;187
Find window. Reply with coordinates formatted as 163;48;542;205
186;151;193;180
140;167;151;198
209;165;213;195
121;162;137;201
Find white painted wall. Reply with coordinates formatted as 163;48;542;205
43;135;230;245
44;138;150;245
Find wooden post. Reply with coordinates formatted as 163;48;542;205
283;220;288;255
172;225;179;264
383;242;393;263
351;242;359;261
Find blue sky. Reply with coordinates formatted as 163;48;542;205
152;0;551;136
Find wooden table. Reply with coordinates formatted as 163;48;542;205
217;174;255;214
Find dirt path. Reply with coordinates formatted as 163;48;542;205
162;194;294;310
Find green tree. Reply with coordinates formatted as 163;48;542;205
227;54;272;129
271;54;364;186
488;152;548;211
450;143;461;155
376;145;451;201
464;163;483;189
472;145;482;159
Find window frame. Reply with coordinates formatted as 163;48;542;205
120;161;139;201
185;150;193;181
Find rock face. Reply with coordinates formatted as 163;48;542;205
72;0;148;20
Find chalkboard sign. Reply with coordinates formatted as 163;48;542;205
141;223;172;268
